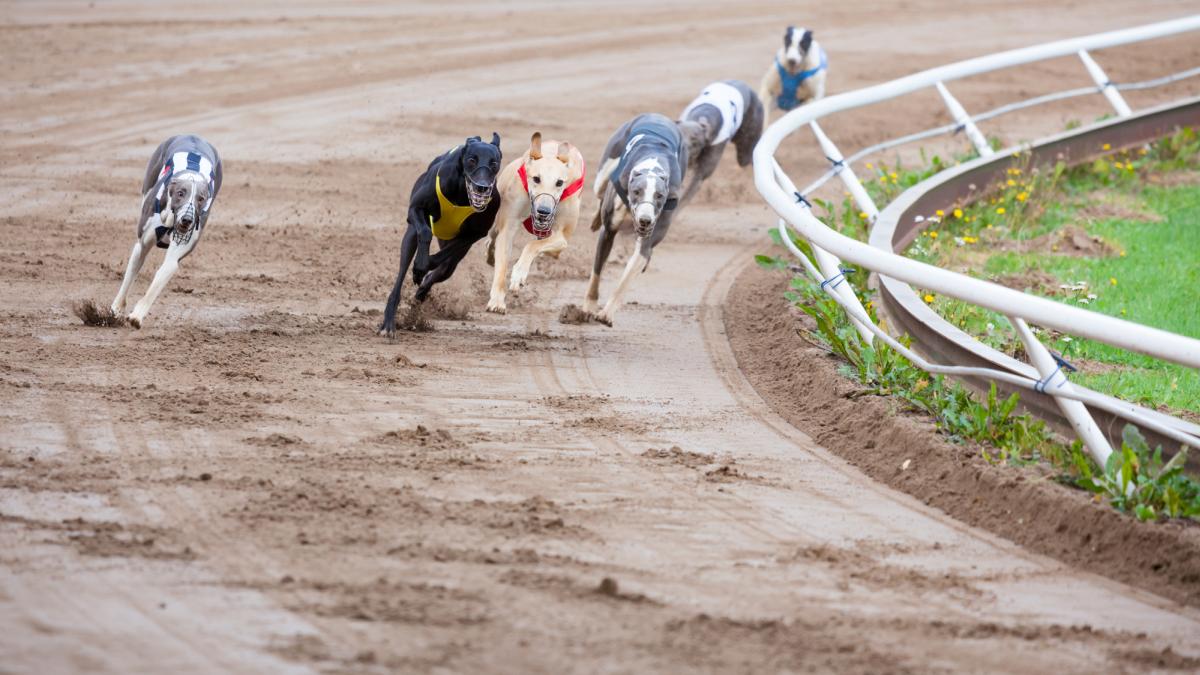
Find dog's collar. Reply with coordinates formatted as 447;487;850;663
517;159;586;239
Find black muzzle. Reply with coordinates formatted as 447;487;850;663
466;168;495;211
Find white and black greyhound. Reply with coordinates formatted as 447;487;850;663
111;134;222;328
676;79;764;208
585;113;688;326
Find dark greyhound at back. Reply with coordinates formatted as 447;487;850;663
584;113;689;326
379;134;502;336
676;79;764;208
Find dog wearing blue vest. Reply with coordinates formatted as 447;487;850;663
759;26;827;124
111;134;222;329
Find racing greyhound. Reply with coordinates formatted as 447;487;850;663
486;132;585;314
380;134;502;337
585;113;688;326
760;26;827;124
676;79;764;208
111;134;222;328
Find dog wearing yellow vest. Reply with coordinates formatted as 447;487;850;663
380;134;502;337
485;132;585;314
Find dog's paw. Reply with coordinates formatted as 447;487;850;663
110;301;125;315
593;311;614;327
127;314;142;329
486;296;507;314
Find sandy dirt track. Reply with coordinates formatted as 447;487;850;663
2;1;1200;672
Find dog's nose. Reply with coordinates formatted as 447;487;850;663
637;215;653;227
180;214;194;226
536;205;553;217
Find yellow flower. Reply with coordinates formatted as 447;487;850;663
1119;250;1127;257
935;209;944;217
1138;148;1148;155
953;208;963;219
924;294;935;304
963;236;978;244
1109;277;1117;286
1011;168;1022;175
1121;308;1127;316
1006;179;1016;187
985;223;993;229
928;230;938;239
996;207;1006;215
858;211;868;219
1016;192;1028;202
1102;143;1111;151
866;162;874;169
1114;161;1124;169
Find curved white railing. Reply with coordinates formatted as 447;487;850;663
752;15;1200;465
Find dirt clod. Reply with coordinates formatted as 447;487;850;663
73;300;126;327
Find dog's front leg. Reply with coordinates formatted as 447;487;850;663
112;219;159;314
127;235;193;329
595;236;650;327
486;210;520;314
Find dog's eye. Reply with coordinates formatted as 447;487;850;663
555;179;564;187
532;176;541;184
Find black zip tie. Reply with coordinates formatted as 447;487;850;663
819;265;855;292
825;155;846;172
794;191;812;208
1052;352;1078;373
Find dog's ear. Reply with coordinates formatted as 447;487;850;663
800;29;813;53
529;132;543;160
556;141;571;165
784;26;794;48
490;132;501;148
464;136;482;146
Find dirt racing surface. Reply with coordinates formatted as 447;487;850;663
2;1;1200;673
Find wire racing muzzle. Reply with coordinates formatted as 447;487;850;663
526;192;559;240
465;167;495;211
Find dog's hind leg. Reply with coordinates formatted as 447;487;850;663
380;224;420;337
584;219;617;315
595;236;650;327
112;221;159;314
127;235;195;329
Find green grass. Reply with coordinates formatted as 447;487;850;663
978;184;1200;411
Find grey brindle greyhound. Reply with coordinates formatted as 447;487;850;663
676;79;764;208
585;113;688;326
111;134;222;328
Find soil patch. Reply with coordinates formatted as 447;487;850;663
1000;224;1116;257
724;262;1200;607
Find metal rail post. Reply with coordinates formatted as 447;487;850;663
1079;50;1133;117
809;121;880;222
935;82;994;157
1010;317;1114;466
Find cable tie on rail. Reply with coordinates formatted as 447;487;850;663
794;191;812;208
1052;352;1078;373
819;265;855;292
1033;356;1074;394
825;156;846;173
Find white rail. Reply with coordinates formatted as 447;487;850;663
753;16;1200;465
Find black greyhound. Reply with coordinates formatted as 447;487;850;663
380;134;502;336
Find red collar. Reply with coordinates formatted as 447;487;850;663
518;158;586;238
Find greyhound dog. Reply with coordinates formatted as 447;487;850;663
111;134;222;328
379;134;503;337
676;80;764;208
485;132;585;314
585;113;688;326
759;26;827;124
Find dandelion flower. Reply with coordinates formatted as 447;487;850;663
1006;179;1016;187
1102;143;1111;151
924;294;935;304
1016;192;1028;202
1109;277;1117;286
1114;161;1124;169
996;207;1006;215
1119;250;1127;257
866;162;874;169
935;209;944;217
858;211;868;219
929;231;938;239
953;208;963;218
